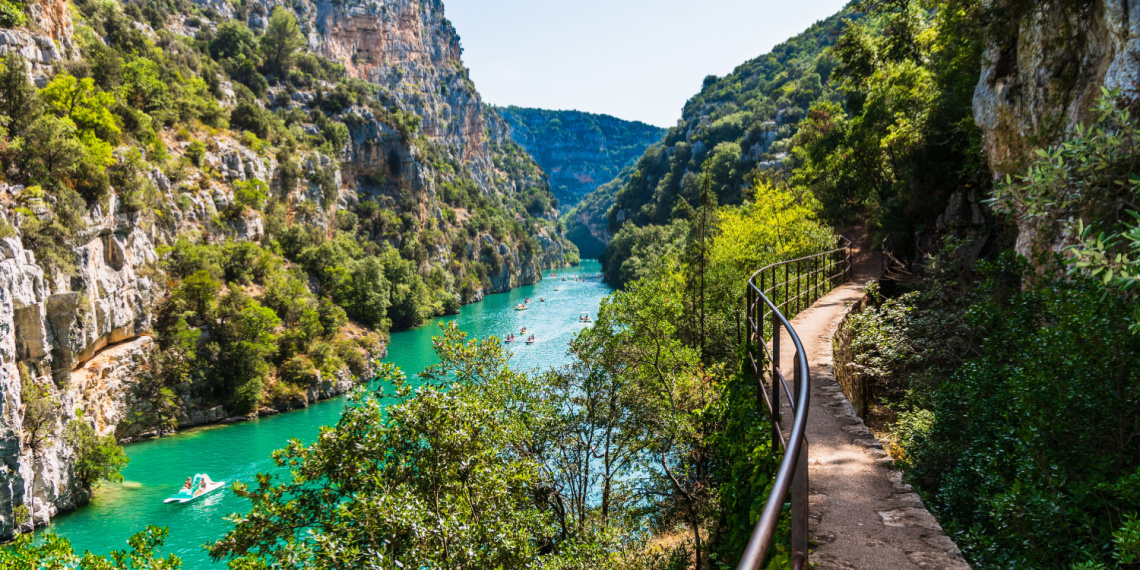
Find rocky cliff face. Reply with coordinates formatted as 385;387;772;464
0;0;573;536
973;0;1140;253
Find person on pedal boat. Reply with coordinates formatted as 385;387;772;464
181;477;193;492
195;474;214;497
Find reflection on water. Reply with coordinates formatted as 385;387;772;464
39;261;611;567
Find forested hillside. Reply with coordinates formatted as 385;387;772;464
0;0;574;535
597;6;856;284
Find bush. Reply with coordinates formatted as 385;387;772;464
278;354;319;387
186;140;206;166
855;254;1140;568
229;102;272;139
233;179;268;211
65;419;129;490
0;0;26;27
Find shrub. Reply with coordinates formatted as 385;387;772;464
186;140;206;166
233;179;269;211
65;419;129;490
278;354;319;387
0;0;26;27
229;102;272;139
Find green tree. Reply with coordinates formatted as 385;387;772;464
20;365;60;458
215;292;280;413
574;272;719;569
174;270;222;322
683;170;719;359
211;21;259;62
65;419;129;490
0;55;39;136
40;72;120;142
345;256;391;329
209;331;557;568
260;7;305;76
0;527;181;569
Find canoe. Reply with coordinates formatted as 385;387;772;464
164;478;225;504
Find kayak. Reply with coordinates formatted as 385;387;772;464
164;474;225;504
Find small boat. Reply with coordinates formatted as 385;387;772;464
526;336;536;345
553;288;559;291
579;313;592;323
515;303;528;311
504;335;514;343
520;327;527;334
540;298;545;302
165;474;224;504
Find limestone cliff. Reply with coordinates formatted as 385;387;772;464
973;0;1140;253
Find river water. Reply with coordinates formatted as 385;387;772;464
39;260;611;567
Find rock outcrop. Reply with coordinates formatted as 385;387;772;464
973;0;1140;253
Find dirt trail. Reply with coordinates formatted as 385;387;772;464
774;229;970;569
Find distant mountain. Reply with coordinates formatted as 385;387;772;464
496;107;665;212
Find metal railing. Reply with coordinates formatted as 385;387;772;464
737;236;853;570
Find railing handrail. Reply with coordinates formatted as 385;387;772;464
737;236;853;570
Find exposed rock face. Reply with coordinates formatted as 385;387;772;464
0;0;74;85
973;0;1140;252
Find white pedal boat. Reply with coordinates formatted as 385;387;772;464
164;474;225;504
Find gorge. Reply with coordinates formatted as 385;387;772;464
0;0;575;537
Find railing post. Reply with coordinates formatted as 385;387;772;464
771;310;781;449
795;259;800;314
791;352;810;568
758;272;765;344
784;263;789;314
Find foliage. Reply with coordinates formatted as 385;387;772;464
260;7;305;77
991;90;1140;310
20;366;60;457
847;253;1140;568
600;219;687;287
0;527;181;569
65;419;129;490
0;0;25;28
211;332;587;568
793;0;988;247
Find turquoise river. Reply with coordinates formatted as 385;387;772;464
38;260;611;568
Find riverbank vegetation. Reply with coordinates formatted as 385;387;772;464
196;180;832;569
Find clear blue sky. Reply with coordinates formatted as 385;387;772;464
444;0;851;128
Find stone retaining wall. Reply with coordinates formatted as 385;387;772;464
832;292;872;419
